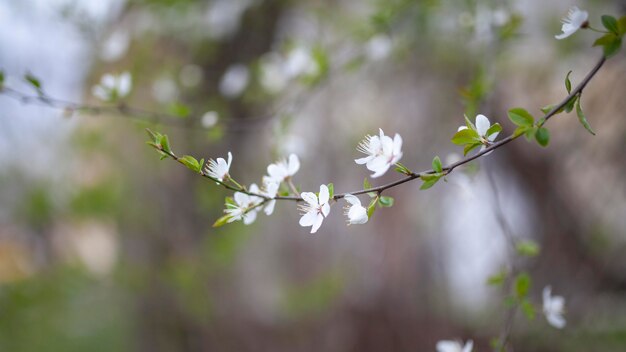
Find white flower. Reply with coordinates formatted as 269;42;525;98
436;339;473;352
266;154;300;183
284;46;319;78
205;151;232;182
298;184;331;234
201;111;219;128
355;129;403;178
219;64;249;98
365;34;393;61
225;185;263;225
343;195;368;225
259;53;289;93
92;72;132;101
458;114;499;151
555;6;588;40
543;286;566;329
261;179;279;216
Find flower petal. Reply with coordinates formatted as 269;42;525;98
318;184;329;205
301;192;318;206
299;211;317;227
288;154;300;175
343;194;361;206
475;114;490;136
310;214;324;233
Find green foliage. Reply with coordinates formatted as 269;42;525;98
363;177;372;190
576;98;596;135
168;102;191;118
486;123;502;137
487;270;507;286
514;272;531;299
419;173;442;190
0;70;4;88
593;33;622;58
327;183;334;198
564;70;572;94
24;72;42;93
212;214;232;228
452;128;481;145
378;196;394;207
618;16;626;35
395;162;412;175
179;155;203;173
367;197;377;218
602;15;619;35
431;156;442;173
535;127;550;147
508;108;534;128
520;299;536;321
516;240;541;257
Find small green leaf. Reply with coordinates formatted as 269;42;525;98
0;70;4;87
225;197;236;206
524;126;537;142
159;135;171;153
431;156;443;173
451;128;481;145
602;15;619;35
179;155;201;172
575;99;596;136
618;16;626;35
327;183;334;198
513;126;530;138
378;196;394;207
564;70;572;94
395;162;412;175
485;123;502;138
464;114;477;130
514;272;531;299
508;108;534;127
212;214;233;228
593;33;622;58
520;299;536;321
535;127;550;147
541;104;556;114
363;177;372;190
516;240;541;257
367;197;377;218
487;271;507;286
420;174;441;190
463;143;482;156
24;72;42;92
563;95;578;113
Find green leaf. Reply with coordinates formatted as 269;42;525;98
179;155;201;172
541;104;556;114
602;15;619;35
0;70;4;87
451;128;481;145
618;16;626;35
168;102;191;118
513;126;530;138
564;70;572;94
524;126;537;141
593;33;622;58
327;183;334;198
464;114;477;131
420;174;441;190
507;108;534;127
520;299;536;321
575;99;596;136
395;162;412;175
487;271;507;286
24;72;42;92
535;127;550;147
224;197;236;206
212;214;233;228
516;240;541;257
485;123;502;139
431;156;443;173
463;143;482;156
514;272;531;299
159;135;171;153
363;177;372;190
367;197;377;219
378;196;394;208
563;95;578;113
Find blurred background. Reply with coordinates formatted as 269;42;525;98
1;0;626;351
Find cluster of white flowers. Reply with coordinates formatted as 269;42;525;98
355;129;403;178
259;46;320;93
92;72;132;102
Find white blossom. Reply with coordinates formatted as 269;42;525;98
266;154;300;183
458;114;499;151
355;129;403;178
225;184;263;225
92;72;132;101
555;6;588;40
261;179;279;216
343;194;368;225
299;184;331;234
205;151;232;182
284;46;319;79
219;64;249;98
436;339;473;352
259;53;289;93
543;286;566;329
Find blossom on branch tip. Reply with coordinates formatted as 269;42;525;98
436;339;473;352
266;154;300;183
92;72;132;101
543;286;566;329
355;129;403;178
555;6;588;40
205;151;232;182
343;195;368;225
458;114;499;150
299;184;331;234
